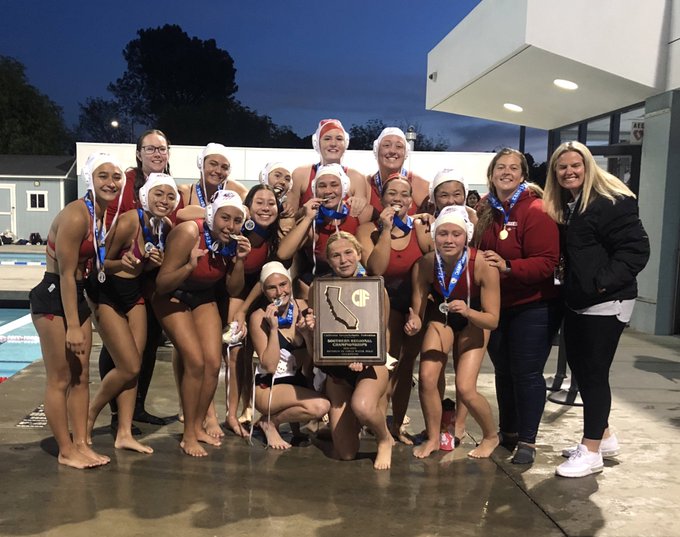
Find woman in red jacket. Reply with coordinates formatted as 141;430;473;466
474;148;562;465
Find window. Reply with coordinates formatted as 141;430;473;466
27;190;48;211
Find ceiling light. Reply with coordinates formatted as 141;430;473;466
503;103;523;113
554;79;578;90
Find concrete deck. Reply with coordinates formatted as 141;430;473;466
0;328;678;537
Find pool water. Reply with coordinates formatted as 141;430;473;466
0;252;46;266
0;309;42;379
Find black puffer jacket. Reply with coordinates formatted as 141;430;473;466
563;194;649;310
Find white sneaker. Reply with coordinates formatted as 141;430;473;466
561;433;620;459
556;444;604;478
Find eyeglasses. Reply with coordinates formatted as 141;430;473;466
141;145;169;155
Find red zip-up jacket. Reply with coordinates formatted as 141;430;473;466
478;188;560;309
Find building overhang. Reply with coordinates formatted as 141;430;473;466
426;0;670;130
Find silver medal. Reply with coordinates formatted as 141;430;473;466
144;242;155;253
273;298;283;307
244;219;255;231
439;301;449;314
97;271;106;283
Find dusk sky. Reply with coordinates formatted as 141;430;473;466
0;1;548;158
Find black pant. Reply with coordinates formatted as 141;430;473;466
99;301;163;414
487;300;562;444
563;308;625;440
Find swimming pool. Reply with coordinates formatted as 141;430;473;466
0;252;46;266
0;309;42;380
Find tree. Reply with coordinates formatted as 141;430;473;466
109;24;239;131
75;98;131;143
103;24;306;147
349;119;388;150
0;56;71;154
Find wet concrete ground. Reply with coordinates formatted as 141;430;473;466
1;330;679;537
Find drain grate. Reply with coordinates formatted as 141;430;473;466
17;404;47;428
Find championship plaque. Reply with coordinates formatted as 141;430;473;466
313;276;386;366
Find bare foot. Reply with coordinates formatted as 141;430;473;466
180;438;208;457
413;438;439;459
374;438;394;470
260;421;291;450
115;435;154;454
390;425;414;446
468;435;500;459
196;429;222;447
225;415;249;437
75;443;110;465
238;407;252;424
57;447;100;469
204;416;225;438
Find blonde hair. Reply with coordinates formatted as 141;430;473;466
543;141;635;224
472;148;543;246
326;231;362;258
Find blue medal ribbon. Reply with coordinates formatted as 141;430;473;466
316;204;349;225
202;221;237;258
137;209;166;252
435;247;468;303
277;302;294;328
83;192;106;276
487;182;527;228
195;181;223;208
355;263;367;277
374;167;408;197
392;214;413;235
243;221;271;240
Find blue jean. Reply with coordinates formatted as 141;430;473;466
487;300;562;444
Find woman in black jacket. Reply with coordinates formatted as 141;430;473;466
544;141;649;478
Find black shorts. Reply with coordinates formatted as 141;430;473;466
431;297;482;333
29;272;91;325
171;286;217;309
256;369;308;389
86;273;143;314
386;277;412;315
320;364;378;389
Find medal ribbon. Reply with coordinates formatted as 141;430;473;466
195;181;223;208
83;192;106;276
374;167;408;196
435;247;468;303
316;203;348;225
202;221;237;257
392;214;413;235
277;302;294;328
244;220;271;239
487;182;527;228
355;263;367;277
137;209;165;251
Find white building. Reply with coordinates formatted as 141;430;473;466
426;0;680;335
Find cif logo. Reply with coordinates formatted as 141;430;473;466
351;289;370;308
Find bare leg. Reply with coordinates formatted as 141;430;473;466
413;323;451;459
154;298;207;457
224;344;248;437
255;384;330;449
192;302;224;447
454;326;498;459
326;380;361;461
352;366;393;470
34;314;105;469
388;310;421;445
172;347;184;422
